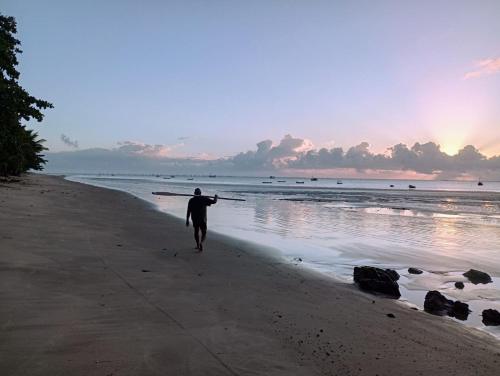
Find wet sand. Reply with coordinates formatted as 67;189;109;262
1;174;499;376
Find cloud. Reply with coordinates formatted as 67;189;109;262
464;57;500;79
231;134;314;169
60;134;79;148
45;135;500;179
115;141;182;158
45;140;191;173
290;140;499;178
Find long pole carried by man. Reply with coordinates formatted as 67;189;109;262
152;192;244;201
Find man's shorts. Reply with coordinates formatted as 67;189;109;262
192;222;207;232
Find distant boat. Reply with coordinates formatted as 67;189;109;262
337;180;343;184
310;177;318;181
163;177;170;180
187;178;194;181
277;180;286;183
155;174;160;178
269;175;276;179
262;181;272;184
389;184;394;187
296;181;305;184
409;184;416;189
209;174;216;178
170;175;175;178
478;181;484;186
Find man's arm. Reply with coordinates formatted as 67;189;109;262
203;195;218;205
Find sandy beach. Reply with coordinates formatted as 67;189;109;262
1;174;499;376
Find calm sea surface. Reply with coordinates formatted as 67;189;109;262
67;174;500;338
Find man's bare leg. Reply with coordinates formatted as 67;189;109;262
194;226;200;250
199;226;207;252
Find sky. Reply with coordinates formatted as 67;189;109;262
3;0;500;177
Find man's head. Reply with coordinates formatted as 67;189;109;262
194;188;202;196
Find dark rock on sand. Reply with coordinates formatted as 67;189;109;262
353;266;401;298
424;291;453;316
463;269;492;284
408;267;423;275
454;282;464;289
424;291;470;320
482;309;500;326
451;301;470;321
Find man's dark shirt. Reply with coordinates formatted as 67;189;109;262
188;196;216;225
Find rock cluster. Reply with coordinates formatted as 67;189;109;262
353;266;499;328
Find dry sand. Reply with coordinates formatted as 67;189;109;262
1;174;499;376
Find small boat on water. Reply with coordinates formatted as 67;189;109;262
409;184;416;189
277;180;286;183
336;180;343;184
269;175;276;179
209;174;216;178
310;177;318;181
478;181;484;186
296;181;305;184
187;178;194;181
262;181;272;184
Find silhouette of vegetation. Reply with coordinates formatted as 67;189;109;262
0;13;53;177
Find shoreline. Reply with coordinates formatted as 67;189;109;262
1;174;499;375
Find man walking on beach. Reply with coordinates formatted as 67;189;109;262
186;188;218;251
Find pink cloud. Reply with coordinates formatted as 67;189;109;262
464;57;500;79
116;141;184;158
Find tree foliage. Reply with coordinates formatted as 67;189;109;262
0;13;53;177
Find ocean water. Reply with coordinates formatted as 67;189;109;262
67;174;500;338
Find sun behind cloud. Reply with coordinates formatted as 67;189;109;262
435;125;470;156
440;140;462;156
